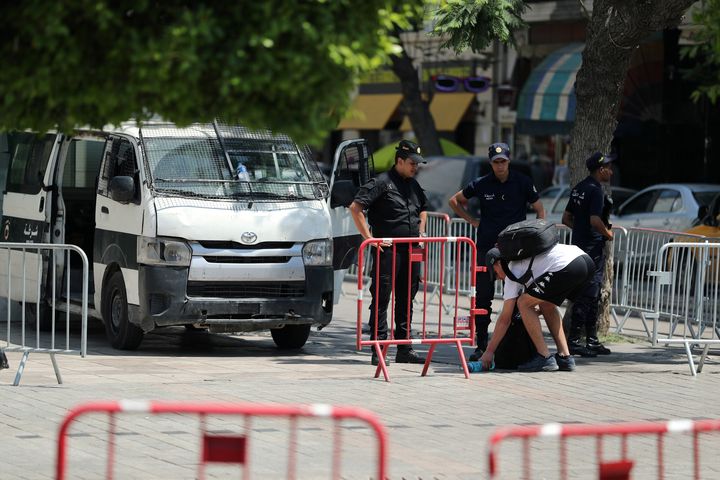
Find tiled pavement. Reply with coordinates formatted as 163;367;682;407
2;288;720;479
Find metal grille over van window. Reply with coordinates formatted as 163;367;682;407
138;120;328;202
5;132;56;195
98;137;139;197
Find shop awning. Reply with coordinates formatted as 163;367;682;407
516;43;583;136
337;94;403;130
400;92;475;132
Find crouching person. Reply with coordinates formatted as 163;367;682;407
480;244;595;372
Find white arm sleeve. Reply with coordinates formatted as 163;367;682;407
502;278;522;300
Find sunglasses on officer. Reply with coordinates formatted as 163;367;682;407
432;74;492;93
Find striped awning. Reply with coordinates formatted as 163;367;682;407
337;94;403;130
399;92;475;132
516;43;583;136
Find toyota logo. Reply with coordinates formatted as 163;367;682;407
241;232;258;244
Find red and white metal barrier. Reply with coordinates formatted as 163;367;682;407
489;418;720;479
56;400;388;480
356;236;486;381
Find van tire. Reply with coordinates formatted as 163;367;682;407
271;324;311;349
103;271;144;350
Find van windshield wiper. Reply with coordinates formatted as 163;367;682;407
153;188;208;198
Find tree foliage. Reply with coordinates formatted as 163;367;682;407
0;1;419;144
431;0;528;53
682;0;720;104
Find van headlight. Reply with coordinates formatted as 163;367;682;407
302;239;333;266
137;236;192;267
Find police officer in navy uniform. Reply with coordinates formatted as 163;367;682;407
562;152;615;357
349;140;428;365
449;142;545;361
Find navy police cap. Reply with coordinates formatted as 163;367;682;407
488;143;510;161
586;151;615;171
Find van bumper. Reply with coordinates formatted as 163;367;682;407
136;265;334;332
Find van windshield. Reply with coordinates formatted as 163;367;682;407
139;123;327;202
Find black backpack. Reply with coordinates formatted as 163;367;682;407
497;219;559;284
493;306;537;369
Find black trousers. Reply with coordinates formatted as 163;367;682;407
368;245;420;348
569;242;605;339
474;248;494;349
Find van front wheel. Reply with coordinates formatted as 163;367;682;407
103;271;144;350
271;324;311;349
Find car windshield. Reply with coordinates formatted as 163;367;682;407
693;190;720;209
415;158;467;213
611;188;636;212
140;122;327;202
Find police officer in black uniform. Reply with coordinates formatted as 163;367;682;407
449;142;545;361
562;151;615;357
349;140;428;365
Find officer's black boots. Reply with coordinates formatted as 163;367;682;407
568;338;597;357
567;322;597;357
395;347;426;364
586;337;611;355
0;349;9;370
585;323;611;355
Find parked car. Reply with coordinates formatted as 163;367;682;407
531;185;637;225
672;192;720;288
611;183;720;232
414;155;534;216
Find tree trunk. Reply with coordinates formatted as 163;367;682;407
567;0;695;335
390;49;443;156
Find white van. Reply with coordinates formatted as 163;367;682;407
0;122;369;350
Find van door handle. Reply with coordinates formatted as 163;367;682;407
101;206;109;214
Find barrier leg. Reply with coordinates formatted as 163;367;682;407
50;353;63;385
373;344;390;382
638;312;652;340
455;339;470;379
421;344;436;377
13;350;30;386
612;308;632;335
684;341;697;376
697;344;710;374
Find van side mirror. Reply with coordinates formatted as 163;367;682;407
330;179;357;208
109;176;135;204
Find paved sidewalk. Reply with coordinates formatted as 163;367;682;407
2;286;720;479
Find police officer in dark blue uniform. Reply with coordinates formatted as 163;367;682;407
562;152;615;357
349;140;429;365
449;142;545;361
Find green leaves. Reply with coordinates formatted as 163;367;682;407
681;0;720;105
0;1;420;144
431;0;528;53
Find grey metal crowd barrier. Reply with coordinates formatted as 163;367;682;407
446;218;478;297
611;228;708;339
1;243;88;386
648;241;720;375
422;212;452;311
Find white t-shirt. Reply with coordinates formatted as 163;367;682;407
502;243;586;300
